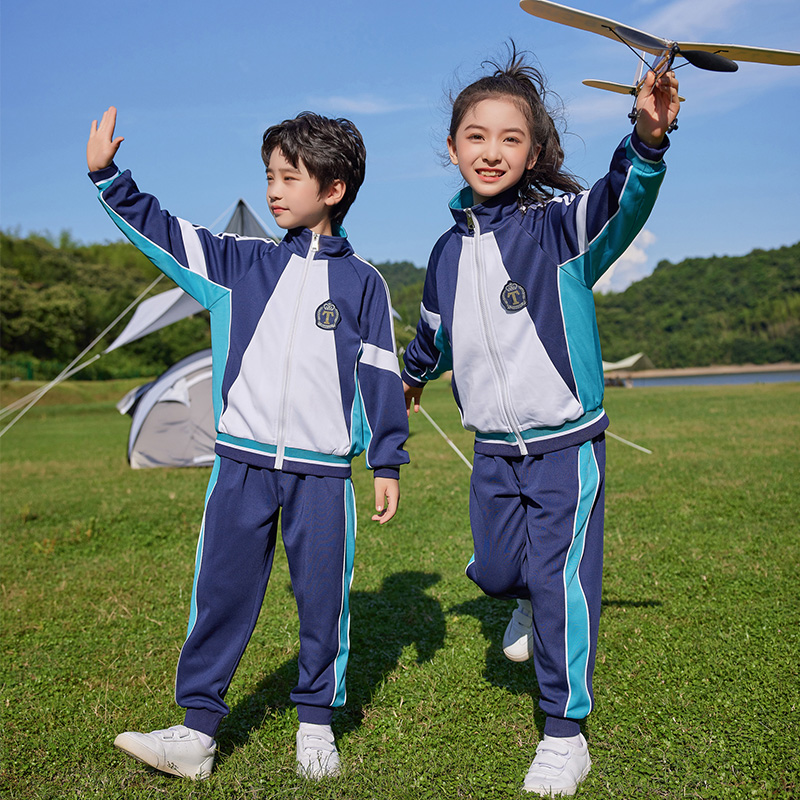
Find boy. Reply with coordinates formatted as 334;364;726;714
87;107;409;780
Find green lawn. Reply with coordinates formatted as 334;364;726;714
1;379;798;799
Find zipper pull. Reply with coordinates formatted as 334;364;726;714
466;210;475;235
310;232;320;255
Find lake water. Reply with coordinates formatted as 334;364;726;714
612;368;800;388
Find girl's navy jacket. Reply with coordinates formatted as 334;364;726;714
402;130;668;457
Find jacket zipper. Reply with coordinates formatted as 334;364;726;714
275;232;319;469
466;210;527;455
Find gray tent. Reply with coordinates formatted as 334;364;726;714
118;349;214;469
113;200;274;468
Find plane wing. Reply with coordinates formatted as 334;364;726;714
519;0;671;55
674;42;800;66
520;0;800;66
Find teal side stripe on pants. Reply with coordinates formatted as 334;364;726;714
332;478;357;707
563;439;600;719
184;456;222;640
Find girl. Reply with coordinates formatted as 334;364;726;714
402;46;679;796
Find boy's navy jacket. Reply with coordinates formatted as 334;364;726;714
402;130;668;457
91;165;409;479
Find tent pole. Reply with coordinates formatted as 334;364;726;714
208;200;237;232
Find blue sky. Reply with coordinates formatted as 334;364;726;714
2;0;798;292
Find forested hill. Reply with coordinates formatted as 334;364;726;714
594;243;800;367
0;233;427;380
1;230;797;380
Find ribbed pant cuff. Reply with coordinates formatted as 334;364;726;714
184;707;225;739
296;704;334;725
544;716;582;738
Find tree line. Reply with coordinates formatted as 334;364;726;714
594;243;800;367
1;230;797;381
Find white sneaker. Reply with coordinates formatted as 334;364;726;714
522;733;591;796
296;723;341;779
503;599;533;662
114;724;215;780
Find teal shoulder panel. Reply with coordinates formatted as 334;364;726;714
98;193;229;310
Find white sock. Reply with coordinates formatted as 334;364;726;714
190;728;215;749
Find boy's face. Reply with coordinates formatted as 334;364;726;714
265;149;344;236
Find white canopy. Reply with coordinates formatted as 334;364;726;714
104;288;204;353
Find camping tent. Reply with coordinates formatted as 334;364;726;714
602;352;654;372
118;349;215;469
111;199;274;468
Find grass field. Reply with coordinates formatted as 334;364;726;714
1;379;798;799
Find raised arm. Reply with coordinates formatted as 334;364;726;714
87;106;125;172
86;107;276;302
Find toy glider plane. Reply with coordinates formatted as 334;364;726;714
519;0;800;105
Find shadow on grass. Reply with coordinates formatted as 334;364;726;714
450;595;548;735
601;599;662;608
450;593;664;737
220;570;445;749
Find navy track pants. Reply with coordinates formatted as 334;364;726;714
178;456;356;738
466;436;605;728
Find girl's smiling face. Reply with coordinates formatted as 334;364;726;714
447;95;541;206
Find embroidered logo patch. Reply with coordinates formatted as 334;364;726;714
315;300;341;330
500;281;527;312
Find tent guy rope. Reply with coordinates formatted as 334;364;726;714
417;405;652;472
0;274;165;438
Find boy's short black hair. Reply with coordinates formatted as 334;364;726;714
261;112;366;229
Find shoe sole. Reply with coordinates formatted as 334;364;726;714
523;761;591;795
503;646;533;662
114;735;212;780
503;616;533;662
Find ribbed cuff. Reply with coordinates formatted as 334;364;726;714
400;369;425;389
543;715;582;738
296;704;334;725
184;707;225;739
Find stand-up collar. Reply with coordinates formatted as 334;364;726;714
282;226;354;259
448;186;520;234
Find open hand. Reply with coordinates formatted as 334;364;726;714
87;106;124;172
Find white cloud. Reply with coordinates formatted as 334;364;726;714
641;0;751;41
593;229;658;293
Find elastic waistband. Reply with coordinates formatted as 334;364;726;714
215;435;352;478
474;411;608;457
